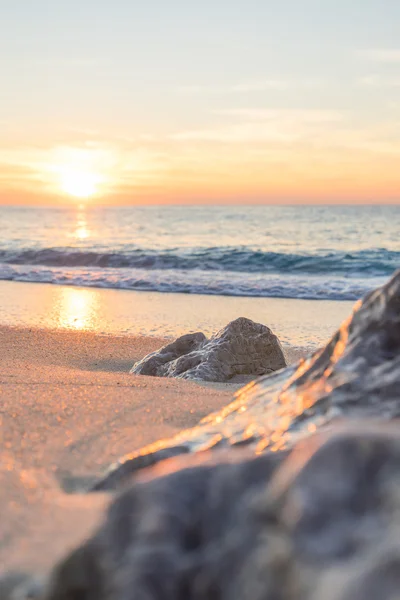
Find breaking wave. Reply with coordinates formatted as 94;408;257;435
0;247;397;277
0;262;388;301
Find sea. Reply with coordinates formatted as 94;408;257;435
0;204;399;302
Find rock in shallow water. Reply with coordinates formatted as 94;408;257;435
130;317;287;382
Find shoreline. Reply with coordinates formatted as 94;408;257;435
0;279;353;349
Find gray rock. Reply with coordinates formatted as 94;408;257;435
130;317;287;382
34;424;400;600
94;270;400;492
0;572;42;600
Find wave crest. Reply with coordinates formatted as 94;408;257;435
0;247;397;276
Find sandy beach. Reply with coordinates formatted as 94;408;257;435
0;326;233;573
0;322;311;575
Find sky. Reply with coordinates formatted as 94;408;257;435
1;0;400;205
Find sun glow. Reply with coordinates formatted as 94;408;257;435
60;169;100;199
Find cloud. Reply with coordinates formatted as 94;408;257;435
357;49;400;63
30;58;110;68
178;80;289;94
169;108;400;163
215;109;344;122
0;163;38;181
171;109;345;143
357;75;400;88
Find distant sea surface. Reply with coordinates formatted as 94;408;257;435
0;205;399;301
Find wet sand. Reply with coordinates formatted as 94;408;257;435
0;280;353;348
0;325;308;575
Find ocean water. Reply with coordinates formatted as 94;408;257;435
0;205;399;301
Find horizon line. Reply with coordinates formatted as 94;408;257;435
1;201;399;209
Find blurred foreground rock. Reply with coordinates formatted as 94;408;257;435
34;424;400;600
130;317;287;382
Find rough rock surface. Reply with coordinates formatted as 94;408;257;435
130;317;287;382
95;270;400;492
25;424;400;600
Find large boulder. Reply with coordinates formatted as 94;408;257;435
28;424;400;600
130;317;287;382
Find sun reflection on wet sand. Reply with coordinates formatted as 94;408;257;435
58;287;98;330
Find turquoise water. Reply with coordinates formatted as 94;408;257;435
0;205;399;300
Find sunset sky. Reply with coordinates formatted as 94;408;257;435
1;0;400;205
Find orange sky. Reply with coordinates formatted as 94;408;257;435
1;2;400;206
1;134;399;205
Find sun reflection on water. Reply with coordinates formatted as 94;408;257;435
75;222;89;240
69;208;91;241
58;287;98;330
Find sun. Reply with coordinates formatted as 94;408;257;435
60;170;100;199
